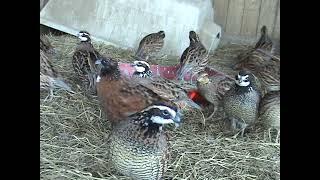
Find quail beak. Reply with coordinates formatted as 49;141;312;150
95;59;102;65
130;63;136;67
173;111;182;128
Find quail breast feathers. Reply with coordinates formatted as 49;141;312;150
223;70;261;137
109;104;181;180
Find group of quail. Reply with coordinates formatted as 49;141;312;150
40;26;280;179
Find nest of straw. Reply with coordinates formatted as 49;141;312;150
40;34;280;180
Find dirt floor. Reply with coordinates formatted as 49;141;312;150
40;34;280;180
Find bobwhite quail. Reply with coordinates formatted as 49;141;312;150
177;31;208;83
95;57;176;122
196;72;233;119
259;91;280;142
40;35;55;55
40;49;73;101
131;60;153;78
109;103;181;180
131;60;202;110
134;31;165;63
232;50;280;96
223;70;261;137
72;30;102;94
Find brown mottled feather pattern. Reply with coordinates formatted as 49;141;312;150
233;51;280;96
40;49;72;94
72;41;101;93
135;31;165;61
197;74;233;118
97;73;174;122
137;76;197;101
178;32;208;78
259;91;280;128
255;26;273;51
110;114;169;180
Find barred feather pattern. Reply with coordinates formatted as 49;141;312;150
177;43;208;80
135;31;165;62
110;116;169;180
72;41;101;94
259;91;280;129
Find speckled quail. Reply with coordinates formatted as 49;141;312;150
131;60;153;78
177;31;208;83
109;103;181;180
259;91;280;142
72;30;102;95
134;31;165;63
232;50;280;97
196;72;233;119
223;70;261;137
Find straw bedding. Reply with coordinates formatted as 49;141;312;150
40;34;279;180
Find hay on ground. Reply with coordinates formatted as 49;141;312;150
40;34;280;180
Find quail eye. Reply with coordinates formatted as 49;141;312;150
162;110;169;116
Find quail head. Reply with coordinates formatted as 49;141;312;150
131;60;153;78
72;30;102;95
223;70;261;137
109;103;181;180
134;30;165;63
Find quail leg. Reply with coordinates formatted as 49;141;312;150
205;103;217;120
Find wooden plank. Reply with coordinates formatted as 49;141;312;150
257;0;278;38
225;0;245;35
272;0;280;39
240;0;261;36
213;0;229;31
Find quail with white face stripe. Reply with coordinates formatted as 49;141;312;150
131;60;153;78
223;70;261;137
109;103;181;180
72;30;102;95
